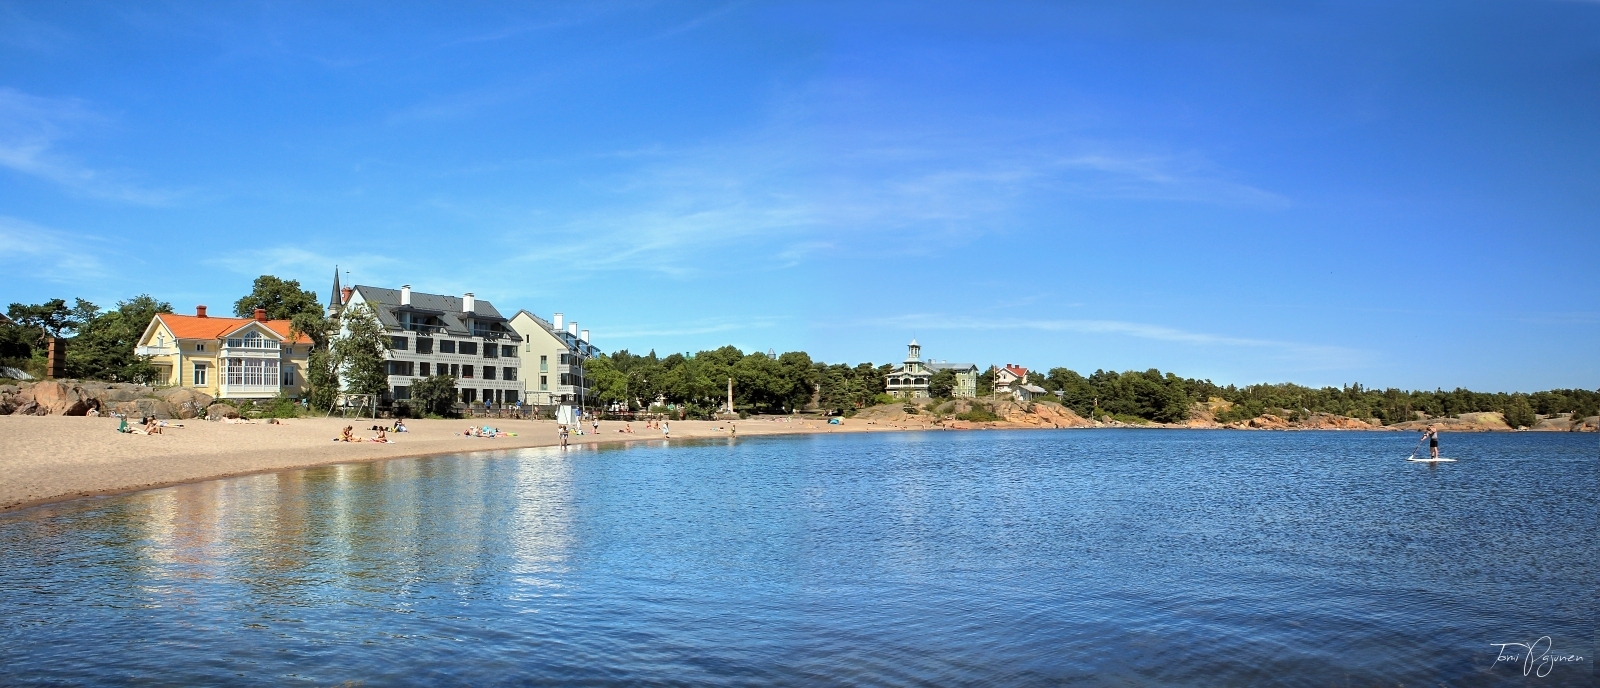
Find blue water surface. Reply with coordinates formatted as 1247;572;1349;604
0;430;1594;686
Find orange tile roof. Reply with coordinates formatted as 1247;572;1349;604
155;314;312;344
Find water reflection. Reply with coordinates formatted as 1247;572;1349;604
0;431;1593;685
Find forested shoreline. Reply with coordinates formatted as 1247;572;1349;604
584;348;1598;426
5;291;1595;427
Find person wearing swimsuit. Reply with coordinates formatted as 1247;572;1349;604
1424;425;1439;459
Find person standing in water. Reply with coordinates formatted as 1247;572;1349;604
559;424;569;448
1422;425;1439;459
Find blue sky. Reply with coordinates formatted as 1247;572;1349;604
2;1;1596;391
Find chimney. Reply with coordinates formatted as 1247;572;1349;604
580;329;589;343
552;313;563;330
254;308;267;322
340;287;352;304
568;322;578;336
400;285;411;306
463;292;476;313
196;305;208;318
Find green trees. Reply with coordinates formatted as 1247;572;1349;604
1502;394;1537;429
6;298;95;349
233;276;322;320
584;355;630;406
290;311;339;410
333;303;389;398
409;374;458;417
6;295;170;382
66;295;172;383
928;369;956;399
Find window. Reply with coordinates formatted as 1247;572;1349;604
462;365;474;379
483;366;496;381
440;340;456;354
461;388;476;403
504;390;518;404
193;363;208;386
225;358;279;386
386;361;414;376
419;362;430;376
458;341;478;356
501;345;515;358
416;338;433;355
226;330;279;350
539;375;547;391
484;345;497;359
391;336;408;350
503;367;516;381
450;364;459;377
195;343;205;352
540;355;547;372
393;386;410;400
485;388;496;404
281;364;296;387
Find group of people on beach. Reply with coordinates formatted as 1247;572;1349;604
463;424;510;438
336;425;394;443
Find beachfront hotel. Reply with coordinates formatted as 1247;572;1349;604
337;284;525;407
508;310;598;407
134;306;312;400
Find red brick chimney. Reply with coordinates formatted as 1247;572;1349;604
196;305;208;318
254;308;267;322
340;287;352;304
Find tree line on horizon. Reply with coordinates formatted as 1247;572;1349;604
584;348;1598;426
5;278;1596;425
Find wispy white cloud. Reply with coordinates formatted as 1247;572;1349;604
0;215;113;280
0;88;180;204
603;319;775;339
868;312;1365;367
476;109;1287;279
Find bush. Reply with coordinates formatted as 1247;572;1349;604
956;406;1000;422
872;393;897;406
260;395;302;419
409;374;458;417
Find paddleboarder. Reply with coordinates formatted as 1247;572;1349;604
1422;425;1439;459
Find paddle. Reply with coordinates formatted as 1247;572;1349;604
1407;432;1425;461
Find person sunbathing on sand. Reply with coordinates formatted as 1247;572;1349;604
340;426;355;442
372;428;388;442
145;418;163;435
394;419;408;433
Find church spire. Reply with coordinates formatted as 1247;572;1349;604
329;266;342;313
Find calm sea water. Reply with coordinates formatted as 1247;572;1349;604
0;430;1593;686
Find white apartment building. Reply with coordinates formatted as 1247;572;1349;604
339;284;525;406
509;310;598;407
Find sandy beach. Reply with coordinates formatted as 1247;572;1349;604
0;414;893;513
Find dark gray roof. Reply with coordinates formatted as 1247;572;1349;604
350;286;518;340
926;362;978;372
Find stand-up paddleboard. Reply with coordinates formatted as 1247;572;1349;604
1407;457;1456;463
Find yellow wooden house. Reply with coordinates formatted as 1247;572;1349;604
135;305;312;400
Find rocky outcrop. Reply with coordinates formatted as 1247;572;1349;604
156;388;213;419
1390;412;1511;432
1296;414;1379;430
206;403;240;420
21;381;92;416
0;380;216;419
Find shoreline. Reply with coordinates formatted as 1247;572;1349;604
0;415;877;515
1;413;1584;515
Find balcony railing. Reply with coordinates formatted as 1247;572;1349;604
135;345;180;356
